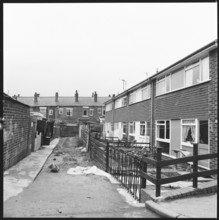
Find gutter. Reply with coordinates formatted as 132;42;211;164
104;39;217;105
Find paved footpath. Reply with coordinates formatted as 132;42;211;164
3;137;159;218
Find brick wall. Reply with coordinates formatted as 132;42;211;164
209;49;218;169
3;94;32;170
57;106;103;124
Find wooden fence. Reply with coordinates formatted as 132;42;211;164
140;143;218;197
88;137;217;200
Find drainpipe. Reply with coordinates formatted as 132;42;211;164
151;79;155;149
112;95;115;137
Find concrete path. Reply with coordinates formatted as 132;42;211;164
156;193;217;218
3;137;159;218
144;177;217;218
4;138;59;202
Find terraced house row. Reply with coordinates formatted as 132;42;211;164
104;40;218;170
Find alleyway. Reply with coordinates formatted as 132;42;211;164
4;137;160;218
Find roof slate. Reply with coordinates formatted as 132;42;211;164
17;96;110;107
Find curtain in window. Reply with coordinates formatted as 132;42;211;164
183;126;190;142
183;126;195;142
190;126;195;142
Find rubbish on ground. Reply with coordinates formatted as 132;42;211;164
54;151;64;156
48;163;60;172
81;147;87;152
53;158;56;161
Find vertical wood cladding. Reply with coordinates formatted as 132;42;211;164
3;96;31;170
208;49;218;169
154;82;209;120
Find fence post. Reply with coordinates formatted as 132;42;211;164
156;147;162;197
106;141;109;172
193;143;198;188
140;159;147;189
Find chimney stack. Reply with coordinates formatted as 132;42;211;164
94;91;97;102
75;90;78;102
34;92;40;103
55;92;58;102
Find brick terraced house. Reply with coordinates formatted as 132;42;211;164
16;91;110;137
104;40;217;170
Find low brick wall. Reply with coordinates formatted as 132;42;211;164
3;94;32;170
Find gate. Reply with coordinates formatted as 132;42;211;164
60;124;79;137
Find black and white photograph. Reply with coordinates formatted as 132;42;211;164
2;2;217;218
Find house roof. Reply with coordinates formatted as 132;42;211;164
104;39;218;105
17;96;110;107
3;93;30;107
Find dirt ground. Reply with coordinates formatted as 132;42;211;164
4;137;160;218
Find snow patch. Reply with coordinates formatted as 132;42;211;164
67;166;119;184
117;188;145;207
81;147;87;152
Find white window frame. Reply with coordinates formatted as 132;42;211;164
129;122;135;134
123;122;127;134
181;119;198;147
98;108;101;114
156;77;166;96
185;61;200;87
90;109;94;116
129;92;136;104
106;103;113;112
82;108;88;117
49;109;53;116
156;120;170;143
66;108;73;116
156;56;210;97
122;96;127;107
140;121;146;136
141;85;151;101
59;108;63;115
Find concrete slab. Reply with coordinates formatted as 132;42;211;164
4;138;59;202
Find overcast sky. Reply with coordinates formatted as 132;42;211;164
3;3;217;97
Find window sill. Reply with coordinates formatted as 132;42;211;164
82;115;88;117
128;98;151;106
181;142;194;147
156;138;170;143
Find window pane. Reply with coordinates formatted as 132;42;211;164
157;78;166;95
185;69;193;86
140;124;145;136
171;69;184;90
192;65;200;85
185;65;200;86
201;57;209;81
157;125;165;139
182;125;196;142
166;75;171;92
199;120;208;144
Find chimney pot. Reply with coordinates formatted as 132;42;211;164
34;92;39;103
75;90;78;102
94;91;97;102
55;92;58;102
